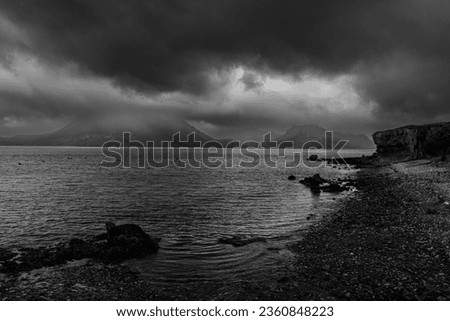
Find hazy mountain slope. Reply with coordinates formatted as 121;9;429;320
276;125;375;149
0;120;375;149
0;118;215;147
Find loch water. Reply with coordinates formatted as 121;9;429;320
0;147;374;298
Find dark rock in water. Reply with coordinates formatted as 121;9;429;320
288;175;296;180
300;174;354;193
106;222;148;243
102;222;160;262
218;235;267;247
0;223;160;273
312;173;327;183
308;154;319;161
299;174;327;187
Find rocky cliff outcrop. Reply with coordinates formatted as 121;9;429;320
373;122;450;160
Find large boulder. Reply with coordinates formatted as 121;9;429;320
102;222;160;262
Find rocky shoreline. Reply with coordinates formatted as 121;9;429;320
240;158;450;300
0;260;160;300
0;223;161;300
2;159;450;300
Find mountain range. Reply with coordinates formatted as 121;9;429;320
0;117;214;147
0;120;374;149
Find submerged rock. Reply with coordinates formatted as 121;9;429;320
308;154;319;161
218;236;267;247
288;175;296;180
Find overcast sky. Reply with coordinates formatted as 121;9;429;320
0;0;449;138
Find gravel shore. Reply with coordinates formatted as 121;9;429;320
0;259;160;300
2;159;449;300
254;159;450;300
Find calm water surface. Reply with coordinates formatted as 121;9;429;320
0;146;374;298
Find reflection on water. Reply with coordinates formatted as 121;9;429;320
0;146;373;298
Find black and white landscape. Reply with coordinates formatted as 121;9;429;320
0;1;450;301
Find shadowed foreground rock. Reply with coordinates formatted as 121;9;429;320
0;222;159;273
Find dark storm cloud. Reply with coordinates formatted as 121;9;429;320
1;0;450;127
355;53;450;123
0;87;105;121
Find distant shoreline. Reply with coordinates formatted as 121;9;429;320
0;145;375;149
